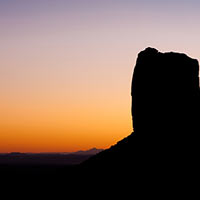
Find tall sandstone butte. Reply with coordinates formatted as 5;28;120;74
82;48;200;182
132;47;199;144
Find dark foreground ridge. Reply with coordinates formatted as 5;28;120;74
81;47;200;181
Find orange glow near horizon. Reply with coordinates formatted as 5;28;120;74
0;98;132;152
0;86;133;152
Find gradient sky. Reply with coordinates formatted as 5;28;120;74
1;0;200;152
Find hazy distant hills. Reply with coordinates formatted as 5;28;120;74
0;148;104;166
70;148;104;155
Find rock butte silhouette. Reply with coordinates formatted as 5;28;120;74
1;48;200;191
81;47;200;181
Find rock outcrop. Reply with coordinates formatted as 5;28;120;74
132;48;200;157
82;47;200;182
132;47;199;138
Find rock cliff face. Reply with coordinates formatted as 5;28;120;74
82;48;200;180
132;47;199;138
131;48;200;156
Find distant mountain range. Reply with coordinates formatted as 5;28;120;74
69;148;104;155
0;148;104;166
0;148;104;156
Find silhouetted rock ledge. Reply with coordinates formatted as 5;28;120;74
81;47;200;182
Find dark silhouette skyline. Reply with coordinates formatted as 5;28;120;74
82;47;200;183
